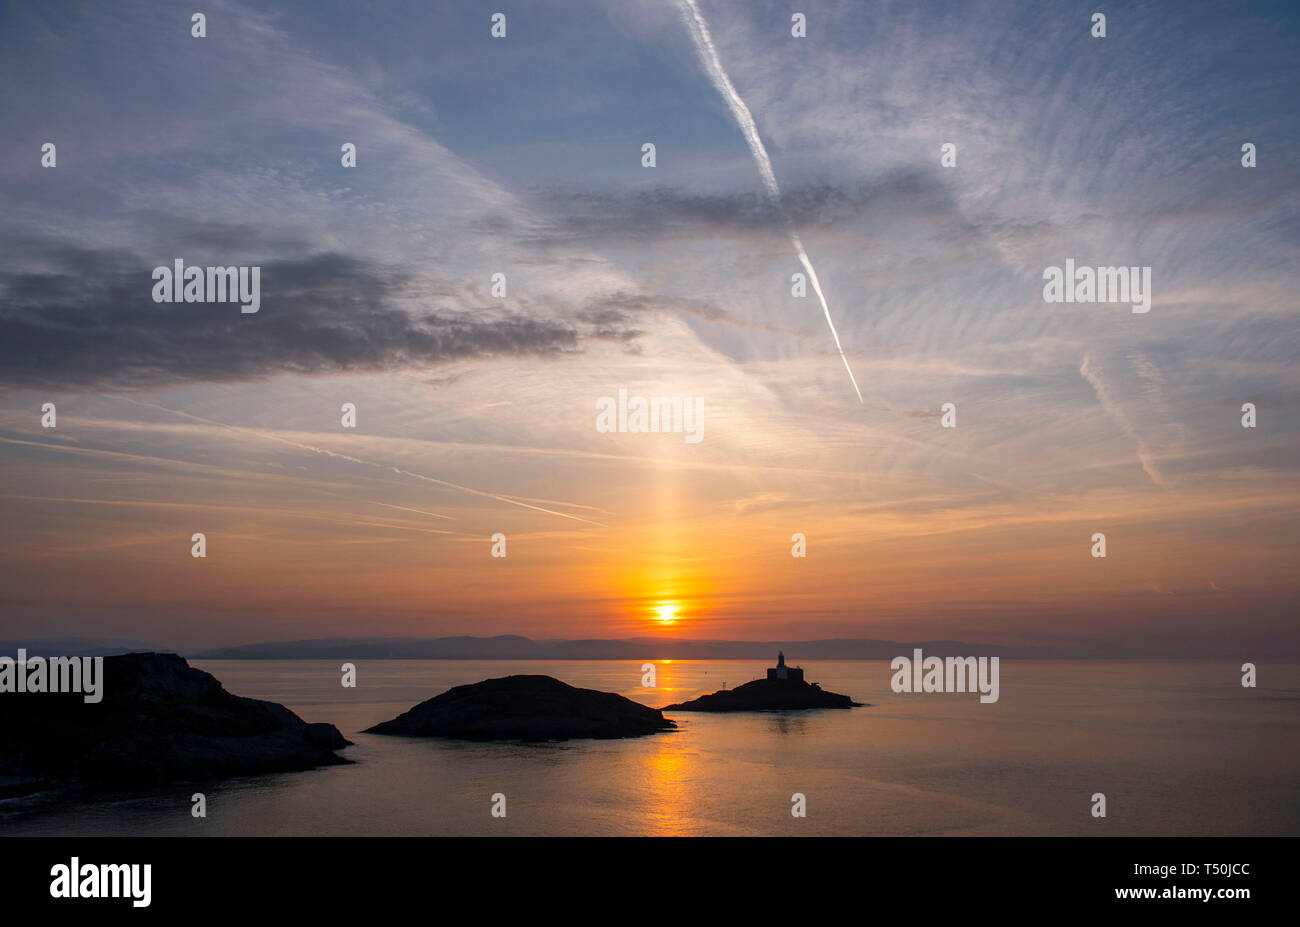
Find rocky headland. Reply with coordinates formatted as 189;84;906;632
0;652;351;796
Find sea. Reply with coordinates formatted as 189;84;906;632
2;660;1296;836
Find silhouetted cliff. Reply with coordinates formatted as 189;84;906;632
0;652;350;795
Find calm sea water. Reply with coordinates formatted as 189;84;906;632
3;660;1297;836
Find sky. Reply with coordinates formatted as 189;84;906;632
0;0;1297;654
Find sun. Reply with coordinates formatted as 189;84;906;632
653;602;680;625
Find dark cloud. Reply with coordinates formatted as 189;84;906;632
575;290;812;339
575;291;725;324
531;171;942;243
0;238;633;390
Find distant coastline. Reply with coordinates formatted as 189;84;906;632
195;636;1122;660
3;635;1254;661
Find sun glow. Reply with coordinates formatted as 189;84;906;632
653;602;680;625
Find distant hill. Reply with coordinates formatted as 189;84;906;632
194;635;545;660
190;635;1113;660
0;638;164;658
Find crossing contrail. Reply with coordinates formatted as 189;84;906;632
676;0;863;403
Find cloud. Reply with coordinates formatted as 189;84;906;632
534;173;940;243
574;290;812;338
0;237;641;390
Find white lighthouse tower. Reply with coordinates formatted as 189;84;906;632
767;651;804;683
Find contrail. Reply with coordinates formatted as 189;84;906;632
1079;354;1169;489
109;395;608;526
676;0;863;402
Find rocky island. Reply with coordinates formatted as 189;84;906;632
365;674;676;741
0;652;351;796
661;652;861;712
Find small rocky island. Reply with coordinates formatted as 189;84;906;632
662;652;861;712
366;674;676;741
0;652;351;796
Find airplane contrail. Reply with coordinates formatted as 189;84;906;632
676;0;863;403
109;395;608;526
1079;354;1169;489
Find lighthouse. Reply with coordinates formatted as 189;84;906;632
767;650;804;683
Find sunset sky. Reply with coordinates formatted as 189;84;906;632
1;0;1297;653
